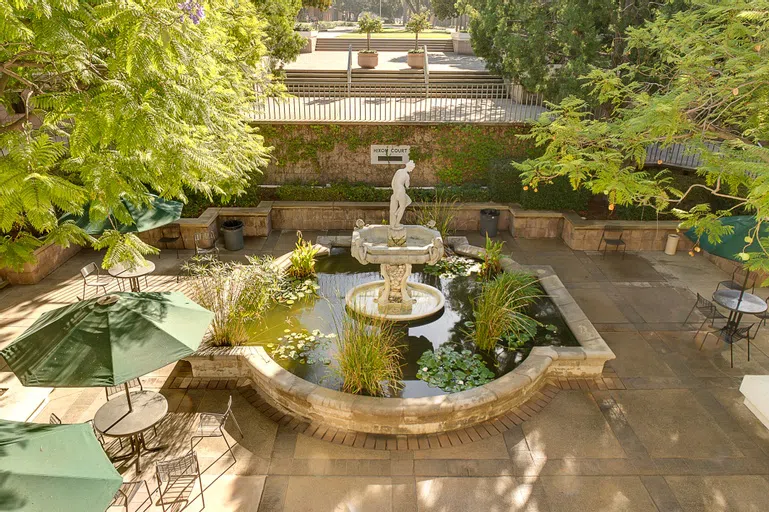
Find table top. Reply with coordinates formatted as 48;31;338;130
93;391;168;437
108;261;156;279
713;289;768;314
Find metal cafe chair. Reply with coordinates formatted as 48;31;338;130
155;451;205;512
108;480;151;512
598;226;626;259
716;267;756;294
700;323;755;368
80;262;116;299
683;293;728;340
190;395;244;461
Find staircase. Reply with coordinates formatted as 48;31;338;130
282;69;508;98
315;38;454;53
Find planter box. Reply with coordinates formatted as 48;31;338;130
0;242;81;285
298;30;318;53
357;51;378;69
451;31;473;55
407;52;425;69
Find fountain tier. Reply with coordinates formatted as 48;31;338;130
348;224;445;321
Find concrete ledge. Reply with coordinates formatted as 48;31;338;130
184;238;613;435
0;242;81;285
740;375;769;431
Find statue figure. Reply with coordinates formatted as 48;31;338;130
389;160;414;227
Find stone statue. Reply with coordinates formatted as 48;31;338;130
389;160;414;227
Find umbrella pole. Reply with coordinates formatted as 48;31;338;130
737;269;750;307
125;382;133;412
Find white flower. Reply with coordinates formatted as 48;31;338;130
457;380;464;385
422;367;429;372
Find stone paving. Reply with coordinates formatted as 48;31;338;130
2;231;769;511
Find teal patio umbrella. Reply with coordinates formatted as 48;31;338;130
60;194;183;235
0;292;213;411
0;419;122;512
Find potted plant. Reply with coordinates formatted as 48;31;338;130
406;10;431;69
357;12;383;69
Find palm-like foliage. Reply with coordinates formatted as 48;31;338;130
0;0;276;270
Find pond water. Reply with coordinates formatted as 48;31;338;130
245;249;578;398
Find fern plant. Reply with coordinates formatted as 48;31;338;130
0;0;280;271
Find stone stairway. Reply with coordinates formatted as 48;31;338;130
282;69;508;98
315;38;455;52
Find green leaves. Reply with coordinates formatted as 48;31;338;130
416;346;495;393
1;0;277;271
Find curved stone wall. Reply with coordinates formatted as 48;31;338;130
184;237;614;435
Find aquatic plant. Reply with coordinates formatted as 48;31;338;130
334;313;403;396
183;256;280;346
470;271;541;351
269;329;335;365
479;235;504;279
288;231;319;279
274;278;320;305
424;255;480;278
416;346;494;392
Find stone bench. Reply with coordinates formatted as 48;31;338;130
739;375;769;430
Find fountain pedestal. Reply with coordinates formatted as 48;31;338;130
348;223;445;321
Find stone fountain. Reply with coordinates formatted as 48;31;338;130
347;161;445;321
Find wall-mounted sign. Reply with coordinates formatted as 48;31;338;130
370;145;410;165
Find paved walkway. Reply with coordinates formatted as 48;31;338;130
2;232;769;511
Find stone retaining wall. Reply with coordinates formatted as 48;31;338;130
0;242;81;285
184;237;615;435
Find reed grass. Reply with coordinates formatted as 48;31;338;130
411;194;458;239
470;271;541;351
334;312;403;396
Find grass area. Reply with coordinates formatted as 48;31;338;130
337;30;451;40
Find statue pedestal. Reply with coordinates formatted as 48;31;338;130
376;263;414;314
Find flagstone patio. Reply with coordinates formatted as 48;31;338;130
2;231;769;511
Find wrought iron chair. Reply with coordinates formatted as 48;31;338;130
716;268;756;294
700;323;754;368
108;480;151;512
683;293;728;339
193;231;220;258
155;451;204;512
190;395;244;460
80;262;115;299
598;226;626;259
753;294;769;332
49;413;62;424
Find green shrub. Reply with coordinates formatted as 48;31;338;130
182;172;263;218
288;231;319;279
410;194;457;239
470;272;541;351
488;159;589;211
479;235;504;279
334;313;403;396
488;159;522;203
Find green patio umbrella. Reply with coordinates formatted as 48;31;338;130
0;419;122;512
59;194;183;235
0;292;213;411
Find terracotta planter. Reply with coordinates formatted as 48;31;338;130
357;52;379;69
407;52;425;69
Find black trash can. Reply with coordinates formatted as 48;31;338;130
480;209;500;238
221;220;244;251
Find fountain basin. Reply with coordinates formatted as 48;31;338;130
345;280;445;321
351;224;444;265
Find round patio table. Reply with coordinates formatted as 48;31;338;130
94;390;168;471
109;261;155;292
712;289;767;329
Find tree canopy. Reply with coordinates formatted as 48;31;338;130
0;0;278;270
468;0;683;103
515;0;769;272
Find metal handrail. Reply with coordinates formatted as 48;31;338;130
423;45;429;98
347;44;352;95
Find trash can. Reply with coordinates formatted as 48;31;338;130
665;233;680;256
480;209;500;238
221;220;244;251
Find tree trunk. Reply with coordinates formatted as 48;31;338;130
367;31;371;51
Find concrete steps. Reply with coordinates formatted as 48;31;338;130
315;38;454;52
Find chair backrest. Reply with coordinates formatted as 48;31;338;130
694;293;715;310
80;262;98;279
105;378;143;401
156;451;200;486
221;395;234;424
49;413;62;424
194;231;217;249
602;226;624;240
